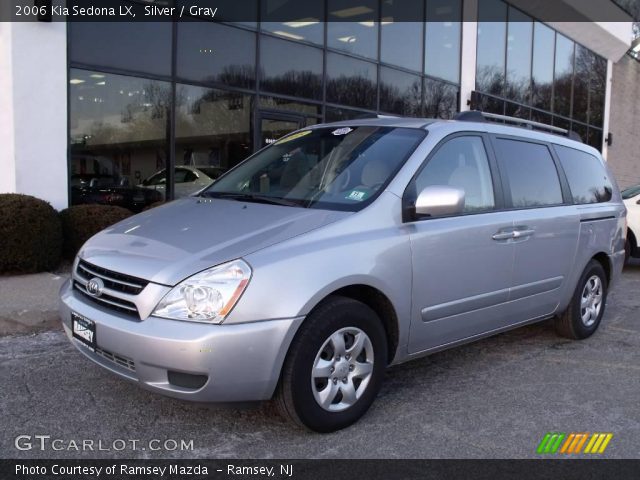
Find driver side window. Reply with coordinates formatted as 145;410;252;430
415;136;496;214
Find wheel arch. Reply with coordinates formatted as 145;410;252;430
592;251;612;285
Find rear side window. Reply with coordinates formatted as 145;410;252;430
555;145;613;204
494;138;563;208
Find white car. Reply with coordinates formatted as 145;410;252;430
139;167;220;199
622;184;640;263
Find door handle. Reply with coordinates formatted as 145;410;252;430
513;228;535;238
492;231;514;241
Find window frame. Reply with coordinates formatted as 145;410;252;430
488;133;573;210
402;131;505;223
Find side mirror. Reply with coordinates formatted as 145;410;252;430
414;185;465;218
636;198;640;205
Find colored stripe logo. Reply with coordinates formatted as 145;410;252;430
537;433;613;454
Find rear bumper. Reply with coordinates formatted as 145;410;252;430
59;279;303;402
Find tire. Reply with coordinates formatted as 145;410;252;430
276;296;387;433
624;238;631;266
554;260;608;340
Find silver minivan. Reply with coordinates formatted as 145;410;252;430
59;113;626;432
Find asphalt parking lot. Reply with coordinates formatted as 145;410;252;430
2;261;639;460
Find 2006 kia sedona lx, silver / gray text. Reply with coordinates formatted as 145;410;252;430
60;113;626;432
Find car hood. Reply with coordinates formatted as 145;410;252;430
79;197;350;285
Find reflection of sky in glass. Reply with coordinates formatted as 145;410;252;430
506;9;532;101
425;0;461;83
177;22;256;89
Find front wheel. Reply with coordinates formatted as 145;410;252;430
554;260;608;340
276;296;387;432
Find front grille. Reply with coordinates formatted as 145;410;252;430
77;259;148;295
95;347;136;372
74;281;138;315
74;259;147;317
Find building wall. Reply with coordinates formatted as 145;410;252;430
608;54;640;189
0;22;68;210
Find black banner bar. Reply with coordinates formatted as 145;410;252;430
0;0;636;23
3;459;640;480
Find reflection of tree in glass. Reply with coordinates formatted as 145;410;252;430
424;79;458;119
258;67;322;100
88;81;173;146
327;75;377;110
379;78;421;116
476;65;505;97
213;65;256;89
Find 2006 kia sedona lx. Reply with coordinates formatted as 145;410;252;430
60;112;626;432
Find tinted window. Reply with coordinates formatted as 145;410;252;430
379;67;422;117
476;0;507;96
572;45;590;124
326;53;377;110
531;22;554;111
327;0;378;60
261;0;324;45
380;0;423;72
260;36;323;100
589;55;607;128
425;0;462;83
69;69;170;211
176;85;252;171
494;139;563;208
415;136;495;214
424;78;459;119
622;185;640;200
177;22;256;89
555;145;612;204
505;8;532;105
554;34;575;118
70;23;172;76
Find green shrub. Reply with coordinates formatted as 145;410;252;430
0;194;63;274
60;205;133;259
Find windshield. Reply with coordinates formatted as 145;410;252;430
622;185;640;200
202;126;425;211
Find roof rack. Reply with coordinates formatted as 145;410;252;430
455;110;582;143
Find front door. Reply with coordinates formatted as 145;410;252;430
406;134;516;353
258;111;305;149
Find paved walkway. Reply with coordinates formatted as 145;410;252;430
0;271;69;335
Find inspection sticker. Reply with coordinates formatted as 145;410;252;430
332;127;353;136
345;190;368;201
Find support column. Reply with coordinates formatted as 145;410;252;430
459;0;479;112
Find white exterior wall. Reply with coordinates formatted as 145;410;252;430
459;0;479;112
0;22;68;210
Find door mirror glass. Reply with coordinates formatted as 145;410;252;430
415;185;465;218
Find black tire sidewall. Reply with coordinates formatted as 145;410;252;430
571;261;608;339
286;298;387;433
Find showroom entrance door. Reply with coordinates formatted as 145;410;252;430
257;111;306;149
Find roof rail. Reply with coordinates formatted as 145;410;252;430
455;110;583;143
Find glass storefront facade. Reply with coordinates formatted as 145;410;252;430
68;0;462;209
68;0;611;209
473;0;607;151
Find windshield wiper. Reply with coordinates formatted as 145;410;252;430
201;192;302;207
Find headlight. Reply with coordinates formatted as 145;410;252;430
152;259;251;323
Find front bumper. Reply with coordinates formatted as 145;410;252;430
59;279;303;402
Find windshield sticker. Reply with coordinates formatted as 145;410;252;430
345;190;368;201
332;127;353;136
274;130;312;145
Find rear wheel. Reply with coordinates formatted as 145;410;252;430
276;296;387;432
554;260;607;339
625;238;631;265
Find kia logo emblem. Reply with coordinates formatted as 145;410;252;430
86;277;104;297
